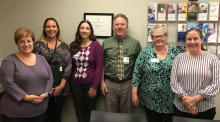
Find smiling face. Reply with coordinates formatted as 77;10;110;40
44;20;59;39
186;30;203;52
17;35;33;55
151;9;154;13
113;17;128;39
79;22;91;39
182;24;186;29
152;31;167;47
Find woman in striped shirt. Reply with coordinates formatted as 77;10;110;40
171;27;220;120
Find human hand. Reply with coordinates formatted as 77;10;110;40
23;95;42;104
187;105;198;116
181;95;189;101
88;87;97;98
101;82;108;96
182;96;197;109
32;94;45;104
52;85;64;96
132;94;139;107
39;93;47;100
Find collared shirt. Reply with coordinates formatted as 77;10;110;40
171;52;220;113
102;35;142;80
132;44;180;113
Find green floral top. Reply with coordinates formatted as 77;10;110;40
132;44;180;113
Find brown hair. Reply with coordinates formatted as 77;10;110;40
14;28;35;44
71;20;96;55
114;14;129;24
185;28;206;51
39;17;62;43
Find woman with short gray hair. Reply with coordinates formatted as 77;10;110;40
132;25;180;122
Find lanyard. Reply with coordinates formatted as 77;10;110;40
47;40;57;64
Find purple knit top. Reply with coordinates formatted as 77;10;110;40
70;41;103;89
0;54;53;118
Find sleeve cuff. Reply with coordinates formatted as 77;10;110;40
91;82;99;90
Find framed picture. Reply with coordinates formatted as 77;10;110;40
84;13;114;38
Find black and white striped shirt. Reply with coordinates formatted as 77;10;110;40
170;52;220;112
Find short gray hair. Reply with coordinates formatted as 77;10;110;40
150;25;168;40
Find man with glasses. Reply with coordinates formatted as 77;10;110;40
101;14;142;113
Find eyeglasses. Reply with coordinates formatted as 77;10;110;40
152;35;166;39
114;23;127;28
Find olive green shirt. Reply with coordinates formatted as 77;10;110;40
102;35;142;80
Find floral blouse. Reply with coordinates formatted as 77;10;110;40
132;44;180;113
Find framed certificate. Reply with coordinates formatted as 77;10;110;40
84;13;114;38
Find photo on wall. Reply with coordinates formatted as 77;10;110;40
208;23;218;43
176;45;186;53
168;3;177;21
198;2;208;13
198;2;208;21
158;3;166;13
148;3;158;21
178;24;187;42
158;3;167;21
209;2;219;21
187;0;198;21
148;24;156;42
198;23;208;42
178;3;187;13
207;46;217;55
178;2;188;21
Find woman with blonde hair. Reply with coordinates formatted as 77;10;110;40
132;25;180;122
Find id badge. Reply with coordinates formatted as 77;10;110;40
123;57;129;64
59;66;62;72
73;52;79;58
151;58;160;63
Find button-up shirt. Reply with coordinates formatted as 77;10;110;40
102;35;142;80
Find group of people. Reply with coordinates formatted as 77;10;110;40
0;13;219;122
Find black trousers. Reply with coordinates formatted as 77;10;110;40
70;83;100;122
144;107;173;122
2;111;46;122
173;105;216;120
44;96;67;122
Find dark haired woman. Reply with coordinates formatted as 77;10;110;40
171;28;220;120
70;20;103;122
33;18;72;122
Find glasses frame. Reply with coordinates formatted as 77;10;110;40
152;34;166;40
114;23;127;28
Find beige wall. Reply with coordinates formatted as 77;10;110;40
0;0;220;121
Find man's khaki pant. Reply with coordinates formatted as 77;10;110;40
104;79;132;113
